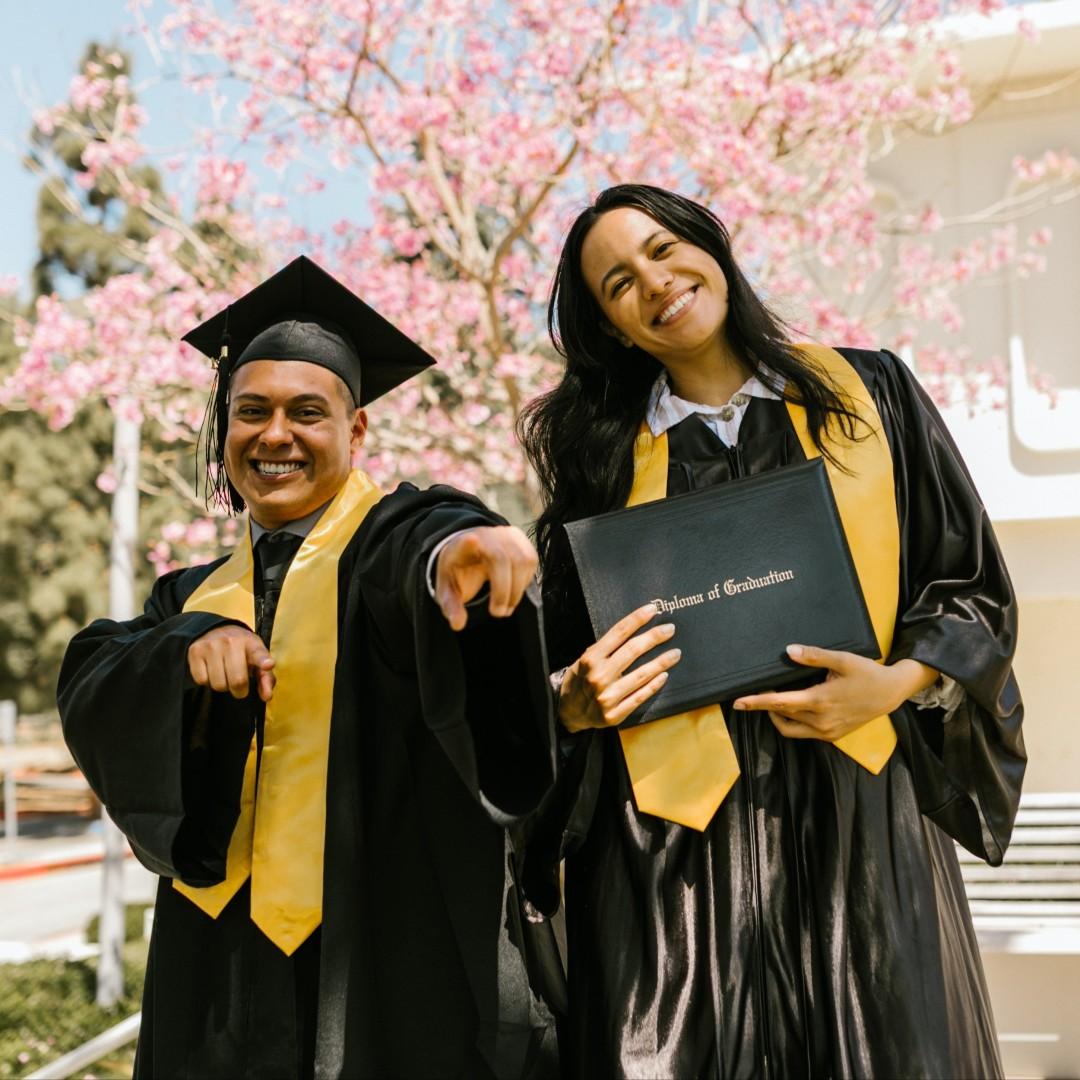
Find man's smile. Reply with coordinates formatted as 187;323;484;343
251;460;306;477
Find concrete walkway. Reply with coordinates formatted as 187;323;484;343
0;818;156;961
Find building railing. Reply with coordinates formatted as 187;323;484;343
958;791;1080;953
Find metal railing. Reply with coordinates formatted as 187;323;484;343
24;1013;140;1080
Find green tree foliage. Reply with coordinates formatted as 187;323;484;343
0;401;113;713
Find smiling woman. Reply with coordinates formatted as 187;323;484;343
517;184;1025;1078
224;361;368;529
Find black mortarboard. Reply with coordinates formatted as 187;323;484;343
182;255;436;407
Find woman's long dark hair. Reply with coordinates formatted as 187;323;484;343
518;184;862;627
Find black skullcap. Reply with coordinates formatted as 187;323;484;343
182;255;436;407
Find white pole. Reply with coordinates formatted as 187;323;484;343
1;700;16;856
97;405;141;1007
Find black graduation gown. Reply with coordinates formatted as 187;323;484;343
58;483;559;1080
519;349;1026;1079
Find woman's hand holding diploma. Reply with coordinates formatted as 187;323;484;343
733;644;939;741
558;603;682;733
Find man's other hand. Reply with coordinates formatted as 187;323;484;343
188;624;276;702
435;526;538;631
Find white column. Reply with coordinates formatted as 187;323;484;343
97;405;141;1007
1;700;16;857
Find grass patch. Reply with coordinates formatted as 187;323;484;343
0;940;146;1078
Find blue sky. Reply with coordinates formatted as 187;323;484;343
0;0;363;297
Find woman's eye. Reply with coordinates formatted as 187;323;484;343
611;278;630;298
654;242;674;257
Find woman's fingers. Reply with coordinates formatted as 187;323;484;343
733;686;820;714
767;711;820;740
599;648;681;712
609;621;677;674
608;670;672;725
595;603;661;655
560;606;682;732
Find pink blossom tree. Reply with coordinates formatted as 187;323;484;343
5;0;1078;570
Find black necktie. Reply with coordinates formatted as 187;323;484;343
255;531;304;644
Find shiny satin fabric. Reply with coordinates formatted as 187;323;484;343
525;348;1024;1078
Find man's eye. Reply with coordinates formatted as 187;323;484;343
295;409;324;419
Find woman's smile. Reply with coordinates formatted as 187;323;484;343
653;286;699;326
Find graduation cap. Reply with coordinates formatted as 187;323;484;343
184;255;436;512
183;255;436;407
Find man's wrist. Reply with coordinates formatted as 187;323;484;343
425;530;471;600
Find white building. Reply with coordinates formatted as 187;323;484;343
873;4;1080;1073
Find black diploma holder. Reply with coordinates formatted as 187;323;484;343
564;458;880;728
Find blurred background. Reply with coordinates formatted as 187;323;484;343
0;1;1077;1076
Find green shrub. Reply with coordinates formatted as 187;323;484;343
0;942;146;1078
84;903;153;945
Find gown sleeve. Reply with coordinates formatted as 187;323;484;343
352;484;557;822
847;347;1026;865
57;566;255;883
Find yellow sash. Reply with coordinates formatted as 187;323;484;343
618;346;899;830
175;470;383;955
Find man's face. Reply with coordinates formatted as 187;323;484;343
224;359;367;528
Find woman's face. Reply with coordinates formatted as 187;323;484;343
580;206;729;364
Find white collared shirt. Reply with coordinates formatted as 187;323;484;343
646;371;782;446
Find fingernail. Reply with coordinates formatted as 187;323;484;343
657;671;668;682
666;648;681;661
786;644;803;658
643;602;658;615
661;623;676;634
733;701;746;710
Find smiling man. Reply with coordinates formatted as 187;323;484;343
57;258;557;1079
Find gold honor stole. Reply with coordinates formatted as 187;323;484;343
619;345;900;831
175;470;383;955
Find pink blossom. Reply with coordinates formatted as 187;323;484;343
0;0;1065;573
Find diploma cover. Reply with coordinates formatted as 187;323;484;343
565;457;879;728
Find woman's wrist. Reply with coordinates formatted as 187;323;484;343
885;658;940;711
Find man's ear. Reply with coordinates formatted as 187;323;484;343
600;321;634;349
350;408;368;454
